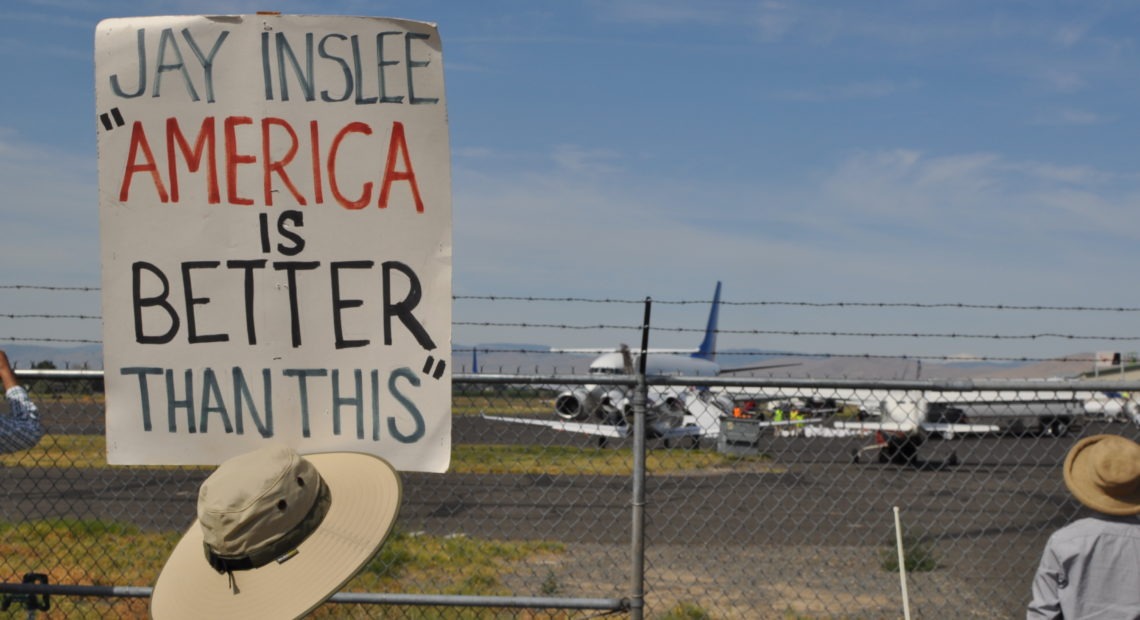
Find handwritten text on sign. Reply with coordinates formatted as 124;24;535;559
96;15;452;471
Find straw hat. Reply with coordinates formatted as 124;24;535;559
1063;434;1140;516
151;444;401;619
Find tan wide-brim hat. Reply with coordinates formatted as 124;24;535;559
151;450;401;619
1063;434;1140;516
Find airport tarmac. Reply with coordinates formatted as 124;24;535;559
5;405;1091;541
4;405;1129;618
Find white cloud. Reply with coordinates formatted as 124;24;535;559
1037;67;1086;93
453;142;1130;296
1054;22;1091;48
814;148;1136;244
550;145;623;175
771;79;918;102
1029;108;1107;126
754;1;796;42
0;131;98;284
435;133;1140;357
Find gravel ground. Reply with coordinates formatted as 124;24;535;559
508;543;1008;619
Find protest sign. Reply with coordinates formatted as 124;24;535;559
95;14;452;471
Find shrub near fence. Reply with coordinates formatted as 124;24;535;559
2;370;1140;618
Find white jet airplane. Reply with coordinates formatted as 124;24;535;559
482;282;812;446
484;283;1140;458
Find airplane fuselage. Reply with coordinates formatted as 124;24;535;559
587;352;721;377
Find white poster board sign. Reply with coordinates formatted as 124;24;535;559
95;14;452;472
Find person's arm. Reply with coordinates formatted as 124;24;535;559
1026;539;1063;620
0;350;42;452
0;350;18;392
0;350;38;422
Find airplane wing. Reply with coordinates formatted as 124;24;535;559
832;419;1000;436
656;425;709;440
924;389;1101;405
481;414;631;439
718;361;803;374
920;421;1001;437
749;417;828;428
833;420;917;433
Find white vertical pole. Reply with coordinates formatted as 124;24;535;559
894;506;912;620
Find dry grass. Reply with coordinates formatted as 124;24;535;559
2;435;776;476
0;520;568;619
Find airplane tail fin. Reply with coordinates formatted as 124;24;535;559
692;281;721;362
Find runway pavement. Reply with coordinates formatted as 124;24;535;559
8;404;1133;617
8;406;1095;543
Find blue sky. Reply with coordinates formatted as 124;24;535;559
2;0;1139;361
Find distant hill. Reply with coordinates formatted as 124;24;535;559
715;349;1101;380
3;345;104;370
2;344;1099;380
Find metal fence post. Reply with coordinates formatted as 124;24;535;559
0;573;50;619
630;297;652;620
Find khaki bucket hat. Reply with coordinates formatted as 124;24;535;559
151;444;401;618
1063;434;1140;516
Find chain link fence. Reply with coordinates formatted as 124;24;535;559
2;369;1139;618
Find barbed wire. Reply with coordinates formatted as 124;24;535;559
0;340;1114;365
2;314;100;320
667;326;1140;341
455;295;1140;312
454;346;1108;365
453;321;1138;341
454;321;639;331
0;339;1123;365
7;286;1140;312
6;322;1137;345
0;285;100;292
1;337;101;344
718;301;1140;312
6;291;1138;365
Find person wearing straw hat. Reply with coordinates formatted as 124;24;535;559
0;349;43;453
1027;434;1140;619
151;443;401;618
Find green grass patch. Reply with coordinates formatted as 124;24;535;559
6;436;776;476
352;530;565;595
451;392;553;416
661;601;715;619
879;535;940;573
0;435;115;469
0;520;567;618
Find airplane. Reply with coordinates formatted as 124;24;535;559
484;281;1140;462
547;282;803;419
829;386;1140;467
482;282;814;446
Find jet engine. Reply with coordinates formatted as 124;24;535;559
653;395;688;430
619;389;687;432
554;387;625;421
554;389;593;421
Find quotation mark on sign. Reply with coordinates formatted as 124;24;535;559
422;356;447;380
99;108;125;131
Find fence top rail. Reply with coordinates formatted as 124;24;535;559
13;369;104;380
646;375;1140;392
453;373;1140;392
0;582;629;611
